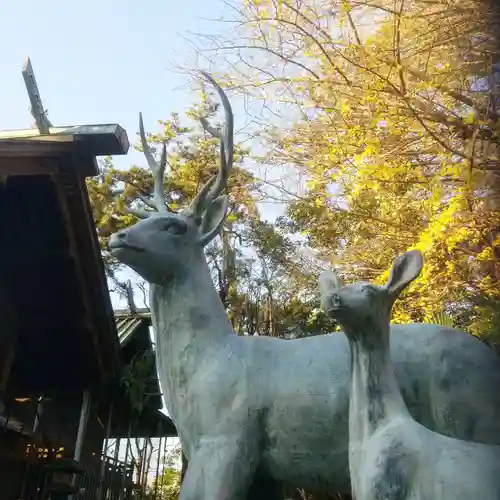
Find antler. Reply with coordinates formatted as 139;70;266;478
127;114;169;219
139;113;168;213
189;72;234;216
127;72;233;220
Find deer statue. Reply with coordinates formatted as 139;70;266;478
109;74;500;499
319;250;500;499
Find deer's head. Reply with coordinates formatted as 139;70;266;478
108;73;234;285
319;251;423;339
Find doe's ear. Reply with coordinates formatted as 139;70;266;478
319;270;342;295
385;250;423;300
198;195;229;246
319;269;342;308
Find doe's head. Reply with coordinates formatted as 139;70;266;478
108;73;233;284
319;251;423;339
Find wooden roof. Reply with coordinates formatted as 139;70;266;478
0;126;129;396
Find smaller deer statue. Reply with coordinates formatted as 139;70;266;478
319;250;500;500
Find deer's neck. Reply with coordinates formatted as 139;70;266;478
150;252;236;432
347;321;410;444
150;252;234;351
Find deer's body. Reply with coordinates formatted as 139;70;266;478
320;251;500;500
110;76;500;499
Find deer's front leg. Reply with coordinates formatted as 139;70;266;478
180;432;261;500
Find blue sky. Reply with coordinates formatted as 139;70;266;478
0;0;230;169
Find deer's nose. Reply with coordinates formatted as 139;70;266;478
108;231;128;251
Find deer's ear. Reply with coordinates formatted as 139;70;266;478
198;195;229;246
385;250;423;299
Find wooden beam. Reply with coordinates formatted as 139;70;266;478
0;158;58;176
50;169;105;378
0;124;129;157
0;138;76;158
70;147;100;178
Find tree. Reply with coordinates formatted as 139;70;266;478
146;443;182;500
196;0;500;342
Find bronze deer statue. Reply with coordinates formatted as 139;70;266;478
320;251;500;500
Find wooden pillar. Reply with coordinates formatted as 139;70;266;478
153;424;163;500
74;391;91;462
118;418;132;500
97;401;113;500
68;391;91;500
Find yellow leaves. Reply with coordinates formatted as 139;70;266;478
446;226;469;252
353;154;364;166
476;247;493;261
340;0;352;15
305;178;317;190
391;309;413;325
115;197;126;214
340;100;351;115
99;213;111;228
440;162;463;180
123;184;137;198
411;192;467;253
463;111;476;125
231;0;500;337
314;197;325;208
362;140;380;157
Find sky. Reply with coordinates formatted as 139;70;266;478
0;0;231;169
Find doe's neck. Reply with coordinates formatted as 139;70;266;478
346;318;410;442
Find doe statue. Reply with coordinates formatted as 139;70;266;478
319;250;500;499
109;74;500;499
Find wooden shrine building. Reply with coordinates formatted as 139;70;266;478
0;59;177;500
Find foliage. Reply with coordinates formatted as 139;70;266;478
121;350;157;415
84;4;500;499
145;443;182;500
225;218;336;337
201;0;500;343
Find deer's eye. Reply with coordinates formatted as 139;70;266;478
161;221;187;235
